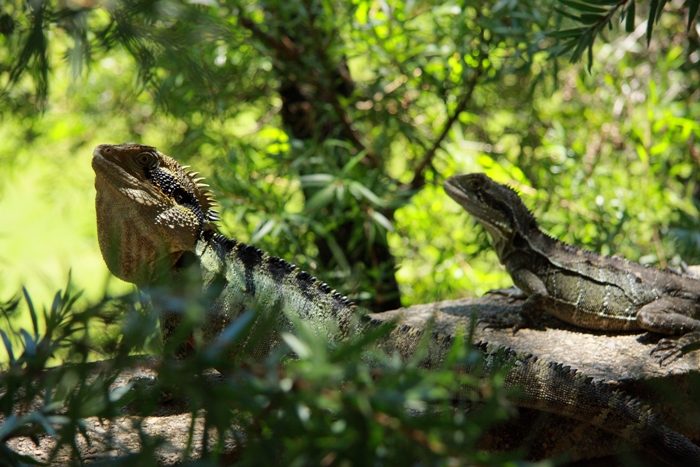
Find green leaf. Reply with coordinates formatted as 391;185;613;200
0;415;20;441
340;150;368;176
548;27;588;38
348;182;384;206
579;13;605;24
205;310;256;359
299;173;335;187
647;0;658;43
22;287;38;337
558;0;609;13
19;330;36;357
370;210;395;232
687;0;700;31
554;6;583;21
251;218;276;243
556;38;580;56
281;332;312;359
0;329;14;363
625;0;636;32
305;184;337;212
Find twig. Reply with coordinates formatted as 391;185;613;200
405;68;482;193
238;15;299;61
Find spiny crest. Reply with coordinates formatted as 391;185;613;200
495;181;538;233
180;164;220;224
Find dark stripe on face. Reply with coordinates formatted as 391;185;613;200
236;244;264;295
479;191;516;225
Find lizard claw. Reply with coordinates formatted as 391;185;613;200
650;338;683;367
511;315;532;334
485;286;527;303
480;313;521;331
649;331;700;366
481;314;532;334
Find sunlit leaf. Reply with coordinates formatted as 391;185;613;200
305;184;337;212
348;182;384;206
370;210;395;232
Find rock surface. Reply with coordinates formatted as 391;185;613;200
5;294;700;466
369;294;700;447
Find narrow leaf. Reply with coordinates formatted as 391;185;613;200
0;329;14;362
204;310;256;359
571;33;591;62
688;0;700;31
548;27;588;38
0;415;19;441
579;13;605;24
251;219;276;243
19;329;36;357
340;150;368;176
305;184;337;212
554;6;583;21
625;0;636;32
559;0;609;13
23;287;39;337
647;0;659;44
281;332;312;359
348;182;384;206
370;210;395;232
299;173;335;186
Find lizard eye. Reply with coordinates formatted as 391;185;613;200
466;178;482;190
135;152;157;168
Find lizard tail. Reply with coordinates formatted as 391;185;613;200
494;347;700;467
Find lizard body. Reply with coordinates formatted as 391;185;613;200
92;143;700;464
444;173;700;364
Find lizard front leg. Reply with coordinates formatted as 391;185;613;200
482;268;548;333
637;297;700;365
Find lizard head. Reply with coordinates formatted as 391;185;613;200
92;143;219;286
444;173;537;261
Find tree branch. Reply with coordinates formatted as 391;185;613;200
405;68;482;193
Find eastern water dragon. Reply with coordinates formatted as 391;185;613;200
444;172;700;366
92;143;700;465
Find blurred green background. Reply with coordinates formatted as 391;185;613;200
1;0;699;346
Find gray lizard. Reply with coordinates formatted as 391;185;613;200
444;172;700;365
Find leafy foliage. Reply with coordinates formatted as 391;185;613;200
0;0;699;463
0;284;525;465
551;0;700;68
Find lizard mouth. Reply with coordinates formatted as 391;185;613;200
444;178;513;236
